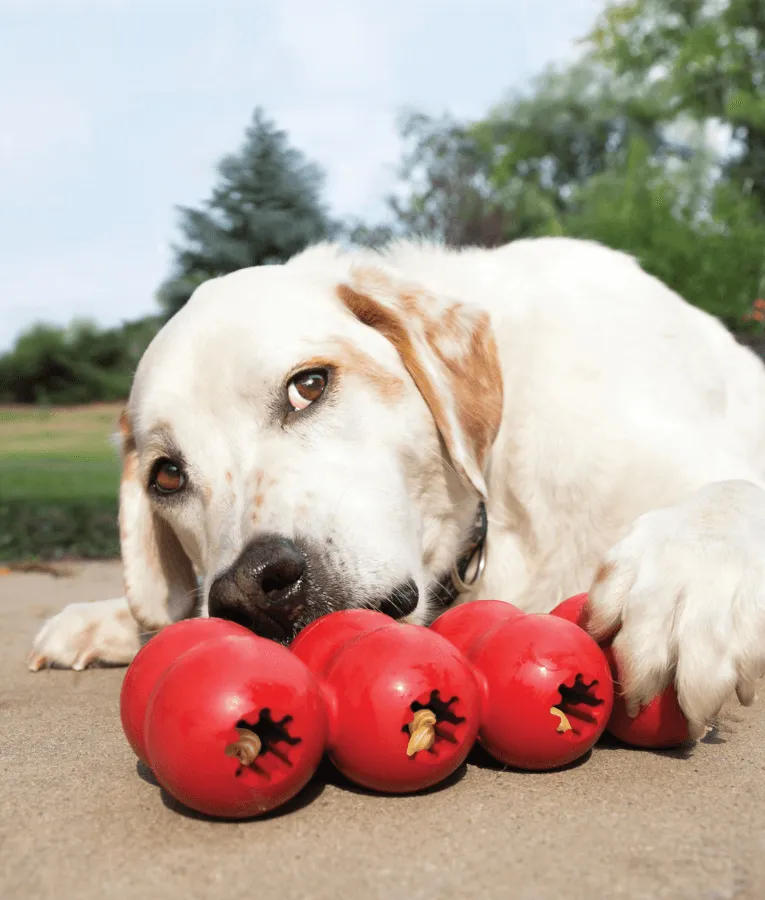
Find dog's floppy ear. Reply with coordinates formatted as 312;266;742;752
117;411;197;630
337;266;503;498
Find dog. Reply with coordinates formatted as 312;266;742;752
28;236;765;740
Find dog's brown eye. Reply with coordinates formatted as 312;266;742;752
150;459;186;495
287;370;327;411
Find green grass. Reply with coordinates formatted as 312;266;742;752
0;404;123;560
0;457;119;501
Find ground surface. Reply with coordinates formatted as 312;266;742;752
2;561;764;900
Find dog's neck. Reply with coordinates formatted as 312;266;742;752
429;500;488;615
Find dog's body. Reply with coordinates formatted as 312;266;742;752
29;236;765;739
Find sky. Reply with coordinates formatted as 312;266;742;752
0;0;603;351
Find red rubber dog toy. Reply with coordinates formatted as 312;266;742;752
145;633;327;819
429;598;524;655
550;593;690;748
292;610;482;793
120;617;252;766
431;602;614;769
121;612;481;817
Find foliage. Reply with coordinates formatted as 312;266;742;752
588;0;765;210
380;110;516;247
158;107;338;317
0;316;161;405
0;499;119;561
560;134;765;327
342;217;398;250
478;60;664;226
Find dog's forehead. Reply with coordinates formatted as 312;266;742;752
133;267;355;404
187;266;347;342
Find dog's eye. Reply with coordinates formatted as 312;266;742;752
150;458;186;495
287;369;327;411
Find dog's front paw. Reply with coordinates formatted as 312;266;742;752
28;597;141;671
587;480;765;739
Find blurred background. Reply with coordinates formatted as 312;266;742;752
1;0;763;564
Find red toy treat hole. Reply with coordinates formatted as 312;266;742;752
300;614;482;794
603;645;690;749
549;592;591;629
429;599;524;657
119;617;254;766
144;634;328;819
468;614;614;770
290;608;393;676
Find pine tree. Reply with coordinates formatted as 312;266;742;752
158;108;337;317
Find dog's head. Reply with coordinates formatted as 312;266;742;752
118;250;503;641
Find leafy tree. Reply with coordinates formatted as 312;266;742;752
342;217;398;250
365;62;678;249
478;60;670;221
0;316;161;404
471;10;765;327
158;108;338;317
561;134;765;327
379;111;516;247
588;0;765;210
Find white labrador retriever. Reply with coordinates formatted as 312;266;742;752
28;236;765;740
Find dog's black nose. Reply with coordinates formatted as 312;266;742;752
208;535;307;641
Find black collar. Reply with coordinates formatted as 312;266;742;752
431;501;488;610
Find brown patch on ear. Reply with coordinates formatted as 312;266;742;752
118;408;131;436
338;283;403;335
119;409;136;457
332;338;405;401
225;471;233;484
424;310;503;472
348;265;398;301
337;284;451;442
337;280;503;490
117;411;138;500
